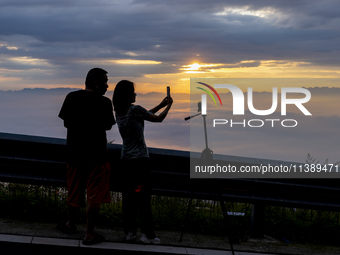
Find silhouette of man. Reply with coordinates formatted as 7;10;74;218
58;68;116;245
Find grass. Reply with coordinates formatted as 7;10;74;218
1;182;340;245
0;183;68;221
265;206;340;245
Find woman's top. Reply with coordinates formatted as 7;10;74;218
116;105;151;159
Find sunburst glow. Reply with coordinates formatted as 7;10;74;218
181;63;224;73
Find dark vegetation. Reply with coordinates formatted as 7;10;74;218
1;182;340;245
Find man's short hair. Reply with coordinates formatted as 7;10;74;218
85;68;108;89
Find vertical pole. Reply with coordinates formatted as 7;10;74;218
251;203;265;238
203;115;208;149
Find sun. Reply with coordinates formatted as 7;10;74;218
180;62;224;73
188;63;201;70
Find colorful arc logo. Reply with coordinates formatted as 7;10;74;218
196;82;222;106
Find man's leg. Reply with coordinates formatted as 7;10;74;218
84;203;100;241
67;205;79;231
63;163;84;232
84;162;111;243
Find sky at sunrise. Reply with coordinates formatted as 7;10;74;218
0;0;340;93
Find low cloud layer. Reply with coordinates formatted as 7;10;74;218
0;88;190;151
0;86;339;163
190;86;340;163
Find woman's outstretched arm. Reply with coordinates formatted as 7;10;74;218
146;97;173;123
149;97;168;114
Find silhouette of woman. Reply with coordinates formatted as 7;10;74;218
112;80;173;244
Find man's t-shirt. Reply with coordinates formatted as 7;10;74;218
59;90;115;163
115;105;151;160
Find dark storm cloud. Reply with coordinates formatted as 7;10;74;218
0;0;340;82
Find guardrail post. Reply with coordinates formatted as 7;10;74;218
251;203;265;238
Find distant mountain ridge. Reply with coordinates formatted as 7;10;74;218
0;87;339;100
0;88;190;98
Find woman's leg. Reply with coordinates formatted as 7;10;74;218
123;189;138;235
137;158;156;239
139;185;156;239
122;159;139;235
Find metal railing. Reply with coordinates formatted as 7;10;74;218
1;132;340;239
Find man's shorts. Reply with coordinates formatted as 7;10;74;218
66;161;111;207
